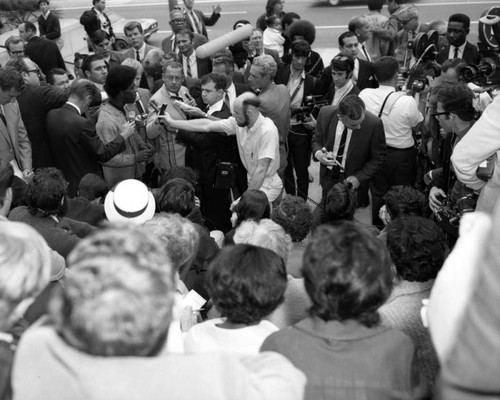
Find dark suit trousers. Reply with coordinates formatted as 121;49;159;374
370;146;417;227
284;124;312;200
199;182;232;233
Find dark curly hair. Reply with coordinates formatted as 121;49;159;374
303;222;393;327
208;244;287;325
387;216;447;282
383;185;427;219
25;168;67;216
272;195;312;242
288;20;316;45
156;178;195;217
324;182;356;222
437;83;476;122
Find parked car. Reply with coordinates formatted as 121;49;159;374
108;11;159;50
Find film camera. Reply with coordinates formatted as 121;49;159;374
459;6;500;87
436;193;478;238
291;95;329;122
401;30;442;95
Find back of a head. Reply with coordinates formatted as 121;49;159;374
252;54;278;80
367;0;384;12
160;166;198;187
0;66;26;92
303;222;393;327
0;161;14;210
142;213;200;274
233;218;293;264
69;79;99;101
208;244;287;325
25;168;67;216
0;221;52;313
52;226;175;357
272;195;312;242
78;173;109;201
288;20;316;45
387;216;447;283
374;56;399;83
325;182;356;222
104;66;136;98
338;94;365;120
234;189;271;227
383;185;427;220
157;178;195;217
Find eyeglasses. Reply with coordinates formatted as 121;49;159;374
172;19;186;23
11;50;25;55
432;111;450;119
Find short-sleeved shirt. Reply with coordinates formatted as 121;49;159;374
359;85;423;149
220;114;282;201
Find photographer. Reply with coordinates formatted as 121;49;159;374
275;39;321;200
427;84;477;239
452;94;500;214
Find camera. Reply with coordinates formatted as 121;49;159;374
436;193;478;237
459;7;500;88
291;95;329;121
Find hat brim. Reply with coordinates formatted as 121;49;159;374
104;189;156;225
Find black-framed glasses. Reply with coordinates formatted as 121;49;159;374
172;18;186;23
11;50;25;55
432;111;450;119
26;69;41;77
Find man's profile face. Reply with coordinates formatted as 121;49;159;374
51;73;71;92
23;59;41;86
341;36;359;58
447;21;468;47
125;27;145;50
8;42;25;58
201;81;223;106
357;21;371;42
0;88;22;105
163;66;184;93
339;111;365;130
175;33;193;55
123;81;137;104
86;59;108;84
233;103;249;127
248;65;268;91
436;101;453;134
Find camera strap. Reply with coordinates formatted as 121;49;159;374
290;77;305;103
378;91;395;118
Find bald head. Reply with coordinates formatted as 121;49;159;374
233;92;261;128
234;91;260;110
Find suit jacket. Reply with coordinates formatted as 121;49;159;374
122;44;160;91
185;8;221;39
322;83;360;105
319;59;377;95
312;106;386;186
25;36;66;75
46;103;126;197
17;85;67;169
79;8;114;38
0;101;32;171
179;52;212;79
274;64;321;101
38;12;61;40
161;33;207;54
437;41;481;65
234;82;253;96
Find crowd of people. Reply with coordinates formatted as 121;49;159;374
1;0;500;398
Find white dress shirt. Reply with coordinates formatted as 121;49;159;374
448;42;466;60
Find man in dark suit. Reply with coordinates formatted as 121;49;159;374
177;73;235;232
38;0;63;49
161;8;207;54
18;21;66;76
437;13;481;65
46;79;134;197
311;94;386;206
275;40;320;200
80;0;114;49
176;29;212;80
183;0;221;39
6;57;67;169
320;55;360;105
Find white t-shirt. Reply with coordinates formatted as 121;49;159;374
184;318;279;355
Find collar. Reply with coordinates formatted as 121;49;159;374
248;113;265;133
93;7;103;16
43;10;50;18
208;99;224;115
335;79;354;97
454;42;466;52
294;316;391;341
227;81;236;94
66;101;82;115
259;81;277;96
289;69;306;81
388;279;434;302
378;84;396;92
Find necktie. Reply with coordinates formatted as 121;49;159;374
223;91;230;109
189;10;201;34
454;47;459;59
336;127;348;167
361;44;371;61
136;50;141;62
186;56;192;78
0;112;6;127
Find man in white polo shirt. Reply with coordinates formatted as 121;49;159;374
161;92;282;203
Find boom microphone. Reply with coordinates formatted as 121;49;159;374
195;24;254;59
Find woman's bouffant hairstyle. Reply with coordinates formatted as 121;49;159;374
233;189;271;227
53;226;176;357
207;244;287;325
303;222;393;327
25;167;67;216
324;182;357;222
288;20;316;45
387;216;447;282
272;195;312;242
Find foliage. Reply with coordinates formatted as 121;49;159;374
0;0;62;33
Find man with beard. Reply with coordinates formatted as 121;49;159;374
96;66;151;186
161;92;283;203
